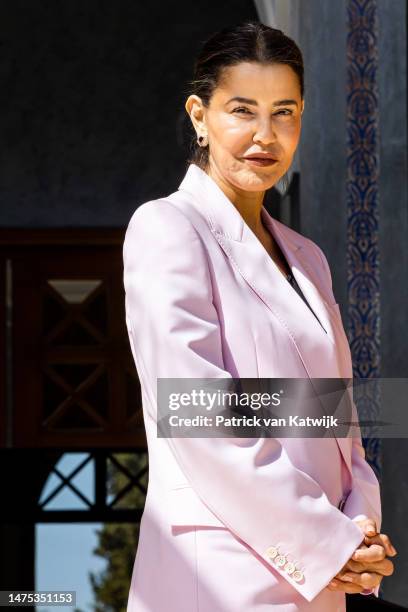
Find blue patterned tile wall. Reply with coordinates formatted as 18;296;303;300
346;0;382;481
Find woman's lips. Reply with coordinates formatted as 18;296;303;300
242;157;278;167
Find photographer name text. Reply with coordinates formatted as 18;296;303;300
167;415;338;428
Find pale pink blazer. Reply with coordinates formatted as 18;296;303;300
123;163;382;611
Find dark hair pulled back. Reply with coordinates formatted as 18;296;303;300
186;20;304;172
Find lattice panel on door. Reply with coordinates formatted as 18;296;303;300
37;450;148;522
42;279;110;431
4;234;146;448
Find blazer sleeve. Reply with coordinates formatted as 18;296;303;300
315;244;383;599
314;244;382;531
342;403;382;531
344;409;382;599
123;200;366;603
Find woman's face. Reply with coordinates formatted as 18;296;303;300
189;61;304;192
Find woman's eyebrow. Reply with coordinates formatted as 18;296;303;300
225;96;298;107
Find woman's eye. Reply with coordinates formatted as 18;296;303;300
232;107;293;117
233;107;252;115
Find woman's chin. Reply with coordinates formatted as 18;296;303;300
234;167;278;191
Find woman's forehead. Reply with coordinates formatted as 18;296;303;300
214;62;301;101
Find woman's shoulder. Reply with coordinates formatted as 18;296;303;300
125;189;210;246
128;190;206;225
123;195;209;266
126;194;196;233
127;196;186;226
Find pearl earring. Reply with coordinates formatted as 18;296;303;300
197;135;208;147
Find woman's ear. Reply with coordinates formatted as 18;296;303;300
185;95;207;136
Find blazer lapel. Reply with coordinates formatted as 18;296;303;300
211;227;338;374
177;164;352;472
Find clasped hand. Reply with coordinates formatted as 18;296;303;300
327;518;396;594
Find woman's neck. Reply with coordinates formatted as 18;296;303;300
205;164;265;235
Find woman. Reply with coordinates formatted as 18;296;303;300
123;21;396;612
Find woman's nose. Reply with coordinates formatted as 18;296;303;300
253;120;278;146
